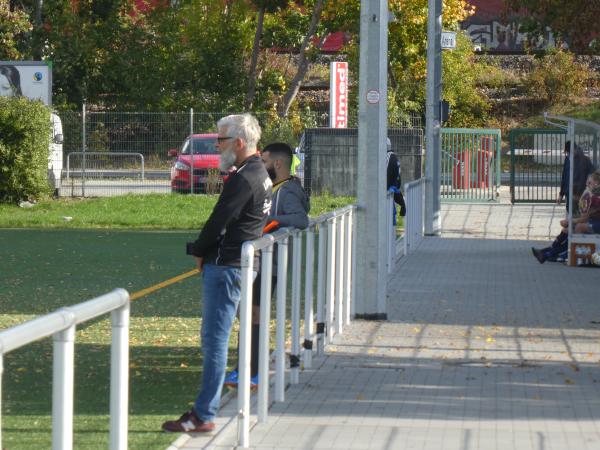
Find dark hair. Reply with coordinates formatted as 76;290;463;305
0;65;22;96
262;142;293;169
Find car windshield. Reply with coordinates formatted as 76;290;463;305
181;138;218;155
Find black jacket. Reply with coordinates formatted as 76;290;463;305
189;155;272;267
560;149;594;199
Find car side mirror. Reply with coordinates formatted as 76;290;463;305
54;133;64;144
168;149;178;157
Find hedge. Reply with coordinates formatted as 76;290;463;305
0;97;52;203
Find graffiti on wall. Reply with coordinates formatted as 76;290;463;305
463;20;557;52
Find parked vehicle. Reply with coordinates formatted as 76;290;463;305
168;133;227;193
48;112;63;194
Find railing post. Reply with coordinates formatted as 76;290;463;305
303;228;315;369
316;224;326;355
275;237;288;402
335;214;345;335
325;218;336;344
351;207;357;319
237;243;255;448
0;353;3;450
110;302;130;450
290;233;302;384
189;107;194;194
388;194;394;273
344;210;353;326
257;240;274;423
52;317;76;450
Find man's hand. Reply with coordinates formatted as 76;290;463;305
194;256;205;272
556;193;563;205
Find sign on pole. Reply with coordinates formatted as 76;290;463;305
0;61;52;105
441;31;457;50
329;61;348;128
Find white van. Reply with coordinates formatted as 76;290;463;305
48;112;63;193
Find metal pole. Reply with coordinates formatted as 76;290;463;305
303;228;315;369
52;323;76;450
82;103;86;197
356;0;389;318
110;303;130;450
190;108;194;194
388;194;394;273
425;0;442;235
316;224;326;355
567;124;575;264
290;233;302;385
344;210;353;326
237;243;255;448
0;354;3;450
326;218;336;343
275;238;288;402
335;215;345;335
257;242;274;423
351;207;357;319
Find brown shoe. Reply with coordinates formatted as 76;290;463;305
161;410;215;433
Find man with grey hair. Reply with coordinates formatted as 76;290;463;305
162;113;272;433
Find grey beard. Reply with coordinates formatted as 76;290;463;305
219;149;236;171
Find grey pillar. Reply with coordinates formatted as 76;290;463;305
355;0;388;319
425;0;442;235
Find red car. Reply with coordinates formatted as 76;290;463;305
168;134;228;193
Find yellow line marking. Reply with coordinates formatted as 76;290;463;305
130;269;199;301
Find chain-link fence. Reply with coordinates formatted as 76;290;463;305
53;107;422;197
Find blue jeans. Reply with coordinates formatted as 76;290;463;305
193;264;254;422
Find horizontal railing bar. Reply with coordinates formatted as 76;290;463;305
0;289;129;355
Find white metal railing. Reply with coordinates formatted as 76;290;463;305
236;205;355;448
0;289;130;450
66;152;146;181
403;177;427;255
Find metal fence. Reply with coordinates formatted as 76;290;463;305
440;128;501;202
403;177;427;255
54;108;422;197
0;289;130;450
301;126;424;196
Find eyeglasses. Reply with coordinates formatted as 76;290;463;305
216;136;234;143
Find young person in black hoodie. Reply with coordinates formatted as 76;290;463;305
162;114;272;433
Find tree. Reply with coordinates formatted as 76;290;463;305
0;0;32;60
245;0;288;109
278;0;325;117
504;0;600;53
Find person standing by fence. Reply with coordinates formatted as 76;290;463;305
162;113;272;433
224;141;310;388
387;137;406;217
558;141;594;213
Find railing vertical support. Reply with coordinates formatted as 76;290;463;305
388;194;395;273
275;238;288;402
303;228;315;369
290;233;302;385
52;320;76;450
237;243;255;449
0;354;3;450
325;218;336;344
351;207;357;319
316;225;326;355
110;303;130;450
344;210;353;326
335;215;345;335
257;241;274;423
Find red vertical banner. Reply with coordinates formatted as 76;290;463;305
329;62;348;128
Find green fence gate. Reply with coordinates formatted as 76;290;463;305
441;128;501;202
509;129;567;203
